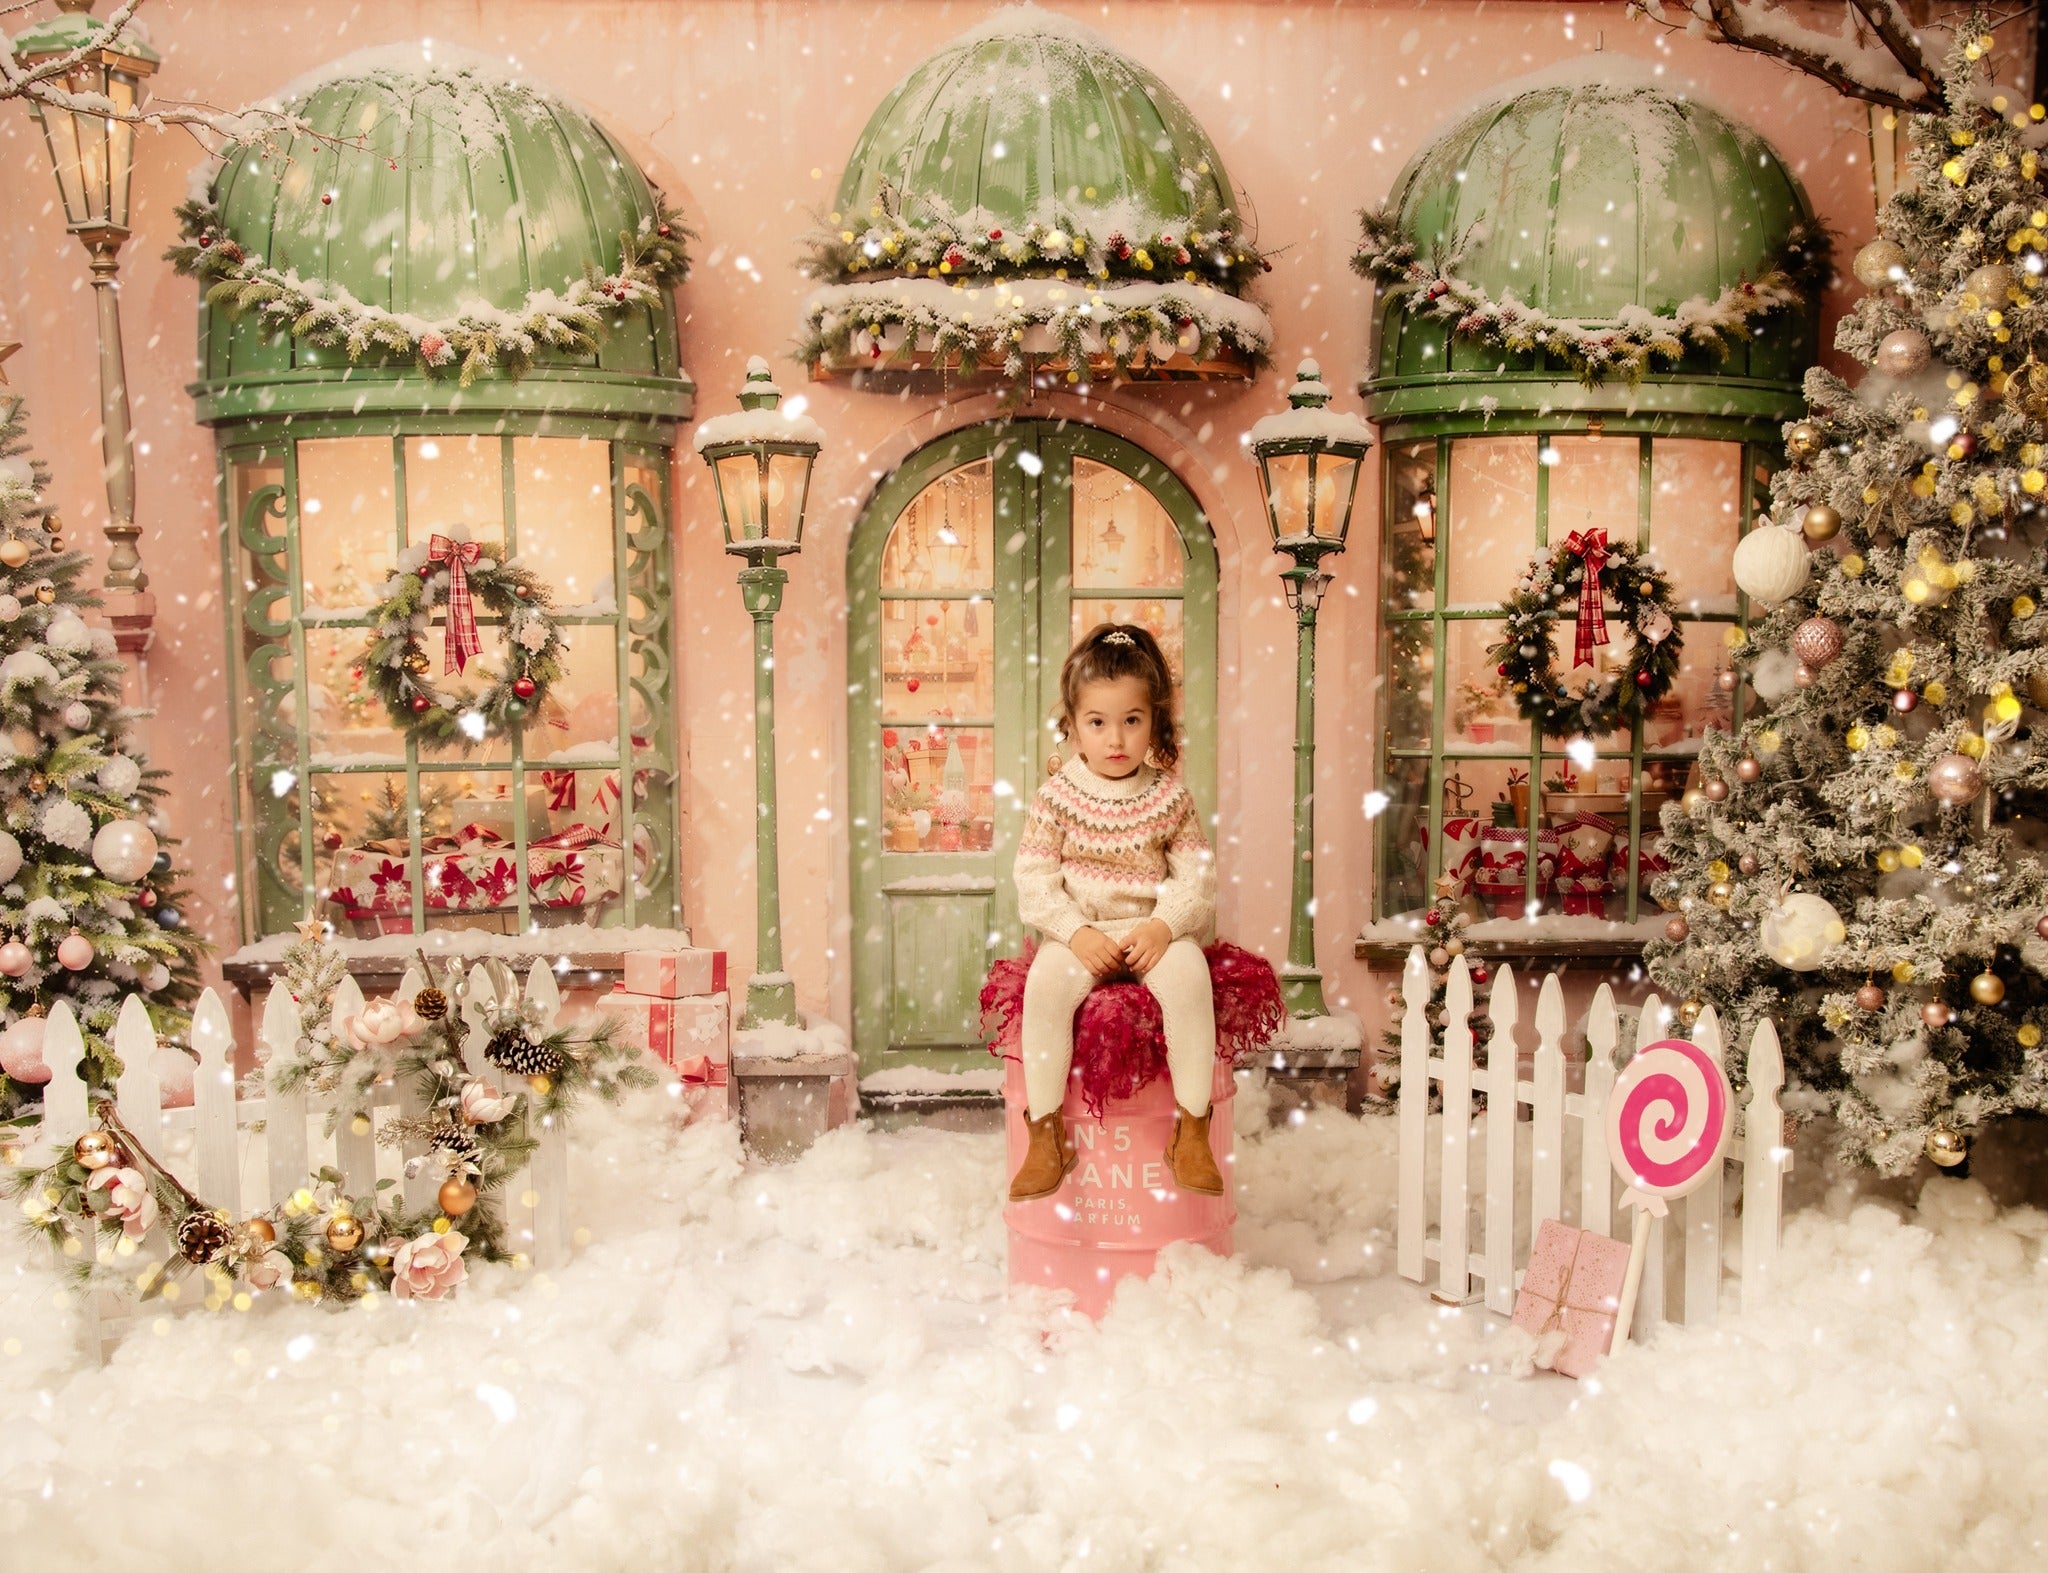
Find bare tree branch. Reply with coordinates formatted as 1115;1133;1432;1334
1843;0;1946;100
1698;0;1936;110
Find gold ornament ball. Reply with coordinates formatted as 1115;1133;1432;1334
0;538;28;569
1681;787;1707;813
1851;237;1908;288
1445;937;1465;957
72;1130;119;1171
437;1177;478;1217
1802;503;1843;542
33;585;55;605
403;648;431;675
1677;999;1703;1028
26;772;48;797
1786;422;1824;461
1970;970;2007;1006
243;1217;277;1245
323;1214;366;1254
412;987;449;1022
1965;263;2013;304
1925;1126;1968;1169
1927;752;1984;808
1707;879;1734;908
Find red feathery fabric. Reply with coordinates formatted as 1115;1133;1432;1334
428;534;485;674
979;940;1285;1118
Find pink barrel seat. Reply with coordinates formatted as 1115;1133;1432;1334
1003;1052;1236;1318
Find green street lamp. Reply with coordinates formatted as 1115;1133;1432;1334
1248;359;1371;1018
696;358;825;1029
11;0;160;628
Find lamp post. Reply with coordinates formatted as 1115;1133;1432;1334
1248;359;1371;1018
697;358;825;1030
11;0;159;650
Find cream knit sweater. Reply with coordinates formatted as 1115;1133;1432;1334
1014;757;1216;944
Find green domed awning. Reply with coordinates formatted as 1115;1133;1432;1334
187;44;690;428
803;6;1269;388
1361;76;1822;429
837;6;1240;246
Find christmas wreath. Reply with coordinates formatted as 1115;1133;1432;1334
364;535;565;751
1491;532;1683;738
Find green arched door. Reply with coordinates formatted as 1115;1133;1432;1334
849;424;1219;1084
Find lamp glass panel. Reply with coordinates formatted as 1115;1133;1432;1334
1652;439;1743;610
106;73;137;227
715;453;765;541
36;80;90;224
1445;437;1538;608
1261;451;1311;541
1310;452;1359;545
766;451;812;546
1072;457;1183;589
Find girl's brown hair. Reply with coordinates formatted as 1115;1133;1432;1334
1053;622;1180;771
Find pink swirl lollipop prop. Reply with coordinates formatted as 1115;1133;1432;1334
1606;1036;1734;1346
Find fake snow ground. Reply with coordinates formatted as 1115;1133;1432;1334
3;1081;2046;1572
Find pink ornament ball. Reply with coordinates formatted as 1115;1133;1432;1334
57;930;93;971
1704;778;1729;802
0;1015;49;1084
0;939;29;978
2037;913;2048;942
1664;916;1690;943
1792;617;1843;670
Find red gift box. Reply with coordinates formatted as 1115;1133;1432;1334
597;987;729;1069
1510;1217;1632;1378
623;947;728;999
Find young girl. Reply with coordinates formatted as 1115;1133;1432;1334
1008;623;1221;1201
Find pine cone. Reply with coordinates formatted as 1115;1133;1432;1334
412;987;449;1022
177;1210;233;1265
486;1028;563;1080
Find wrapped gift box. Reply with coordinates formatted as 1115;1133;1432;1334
326;826;623;927
451;786;553;843
623;947;728;999
1510;1218;1632;1378
673;1053;734;1123
597;986;729;1070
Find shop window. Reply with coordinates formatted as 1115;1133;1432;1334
1376;428;1768;926
224;431;678;938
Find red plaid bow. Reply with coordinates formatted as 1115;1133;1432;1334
1561;529;1610;669
427;535;485;675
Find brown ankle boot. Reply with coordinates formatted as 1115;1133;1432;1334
1165;1105;1225;1196
1009;1111;1076;1202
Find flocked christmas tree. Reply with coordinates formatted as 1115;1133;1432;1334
1647;24;2048;1173
0;396;204;1112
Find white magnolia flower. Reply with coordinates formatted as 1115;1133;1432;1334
39;797;93;853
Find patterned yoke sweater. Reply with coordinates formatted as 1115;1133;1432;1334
1014;757;1216;945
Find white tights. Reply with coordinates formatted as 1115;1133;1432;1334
1021;923;1216;1120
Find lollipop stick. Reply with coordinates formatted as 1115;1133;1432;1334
1612;1205;1652;1348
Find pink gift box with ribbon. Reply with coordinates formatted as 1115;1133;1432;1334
671;1052;734;1123
597;986;729;1071
1510;1217;1632;1378
623;947;728;1000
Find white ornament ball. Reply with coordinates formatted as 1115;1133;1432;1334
0;830;18;885
143;962;171;993
96;754;141;797
38;798;92;853
1851;238;1908;288
61;701;92;732
1733;525;1812;607
1761;894;1847;972
150;1045;196;1108
0;595;18;623
1874;329;1930;379
0;1015;50;1084
43;612;91;652
91;819;158;883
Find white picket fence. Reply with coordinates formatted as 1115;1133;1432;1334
1396;948;1791;1332
25;959;573;1351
